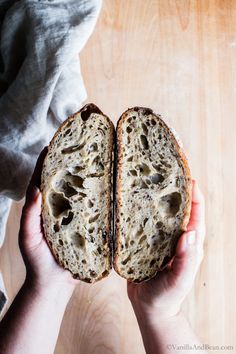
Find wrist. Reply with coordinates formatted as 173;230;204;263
130;298;182;324
23;277;75;305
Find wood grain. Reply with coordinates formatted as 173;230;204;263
1;1;236;353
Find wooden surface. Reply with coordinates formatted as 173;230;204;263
1;0;236;353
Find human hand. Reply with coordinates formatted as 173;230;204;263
127;179;205;320
19;147;78;299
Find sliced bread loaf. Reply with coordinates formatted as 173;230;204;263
114;107;192;282
41;103;114;283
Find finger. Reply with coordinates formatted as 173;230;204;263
26;147;48;203
187;179;205;242
20;187;43;250
170;230;204;289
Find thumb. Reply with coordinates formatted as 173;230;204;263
170;230;204;291
19;185;43;251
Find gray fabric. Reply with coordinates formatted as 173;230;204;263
0;0;102;246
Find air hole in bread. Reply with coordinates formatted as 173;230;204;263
130;240;135;245
127;156;133;162
82;259;87;264
57;180;78;197
126;126;132;133
140;135;149;149
88;226;95;233
156;221;163;228
151;119;157;125
72;232;85;248
61;142;85;154
121;254;131;265
87;199;94;208
89;142;98;152
89;213;100;223
64;129;71;136
130;169;137;176
53;223;60;232
90;270;97;278
67;174;84;188
140;180;148;189
48;192;71;218
150;259;156;266
61;211;74;225
143;218;148;226
136;227;143;237
138;235;147;245
150;173;165;184
136;163;150;176
127;268;134;274
141;123;148;135
72;165;85;173
159;192;182;217
58;239;63;246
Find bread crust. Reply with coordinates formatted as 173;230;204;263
41;103;115;283
114;107;192;282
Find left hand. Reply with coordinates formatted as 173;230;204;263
19;147;79;297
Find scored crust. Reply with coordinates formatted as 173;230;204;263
41;103;115;283
114;107;192;283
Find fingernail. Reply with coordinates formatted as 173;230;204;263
187;230;196;245
32;186;40;199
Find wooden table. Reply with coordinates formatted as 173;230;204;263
1;1;236;353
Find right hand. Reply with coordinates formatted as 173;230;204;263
127;179;206;320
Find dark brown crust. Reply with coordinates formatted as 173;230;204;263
41;103;115;283
114;107;192;282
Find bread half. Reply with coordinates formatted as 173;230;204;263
114;107;192;282
41;103;114;283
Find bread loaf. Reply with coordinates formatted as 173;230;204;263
41;103;114;283
114;107;192;282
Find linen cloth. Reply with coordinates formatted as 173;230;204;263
0;0;102;247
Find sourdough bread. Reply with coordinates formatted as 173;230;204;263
41;103;114;283
114;107;191;282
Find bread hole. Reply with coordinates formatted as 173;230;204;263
127;156;133;162
151;119;157;125
140;180;148;189
89;213;100;223
150;259;156;266
57;179;78;197
102;270;109;277
159;192;182;217
97;246;102;255
161;160;172;168
72;165;85;173
88;226;95;234
126;126;132;133
141;123;148;135
127;136;131;144
150;173;165;184
126;217;131;222
61;142;85;154
82;259;87;264
81;105;100;121
64;129;71;136
87;199;94;208
61;211;74;225
89;142;98;152
127;268;134;274
143;218;148;226
58;239;63;246
156;221;163;228
140;135;149;149
78;192;86;199
136;227;143;237
72;232;85;248
130;240;135;245
129;169;137;176
53;223;60;232
48;192;71;218
87;172;104;178
136;163;150;176
89;270;97;278
139;235;147;245
121;254;131;265
67;174;84;188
